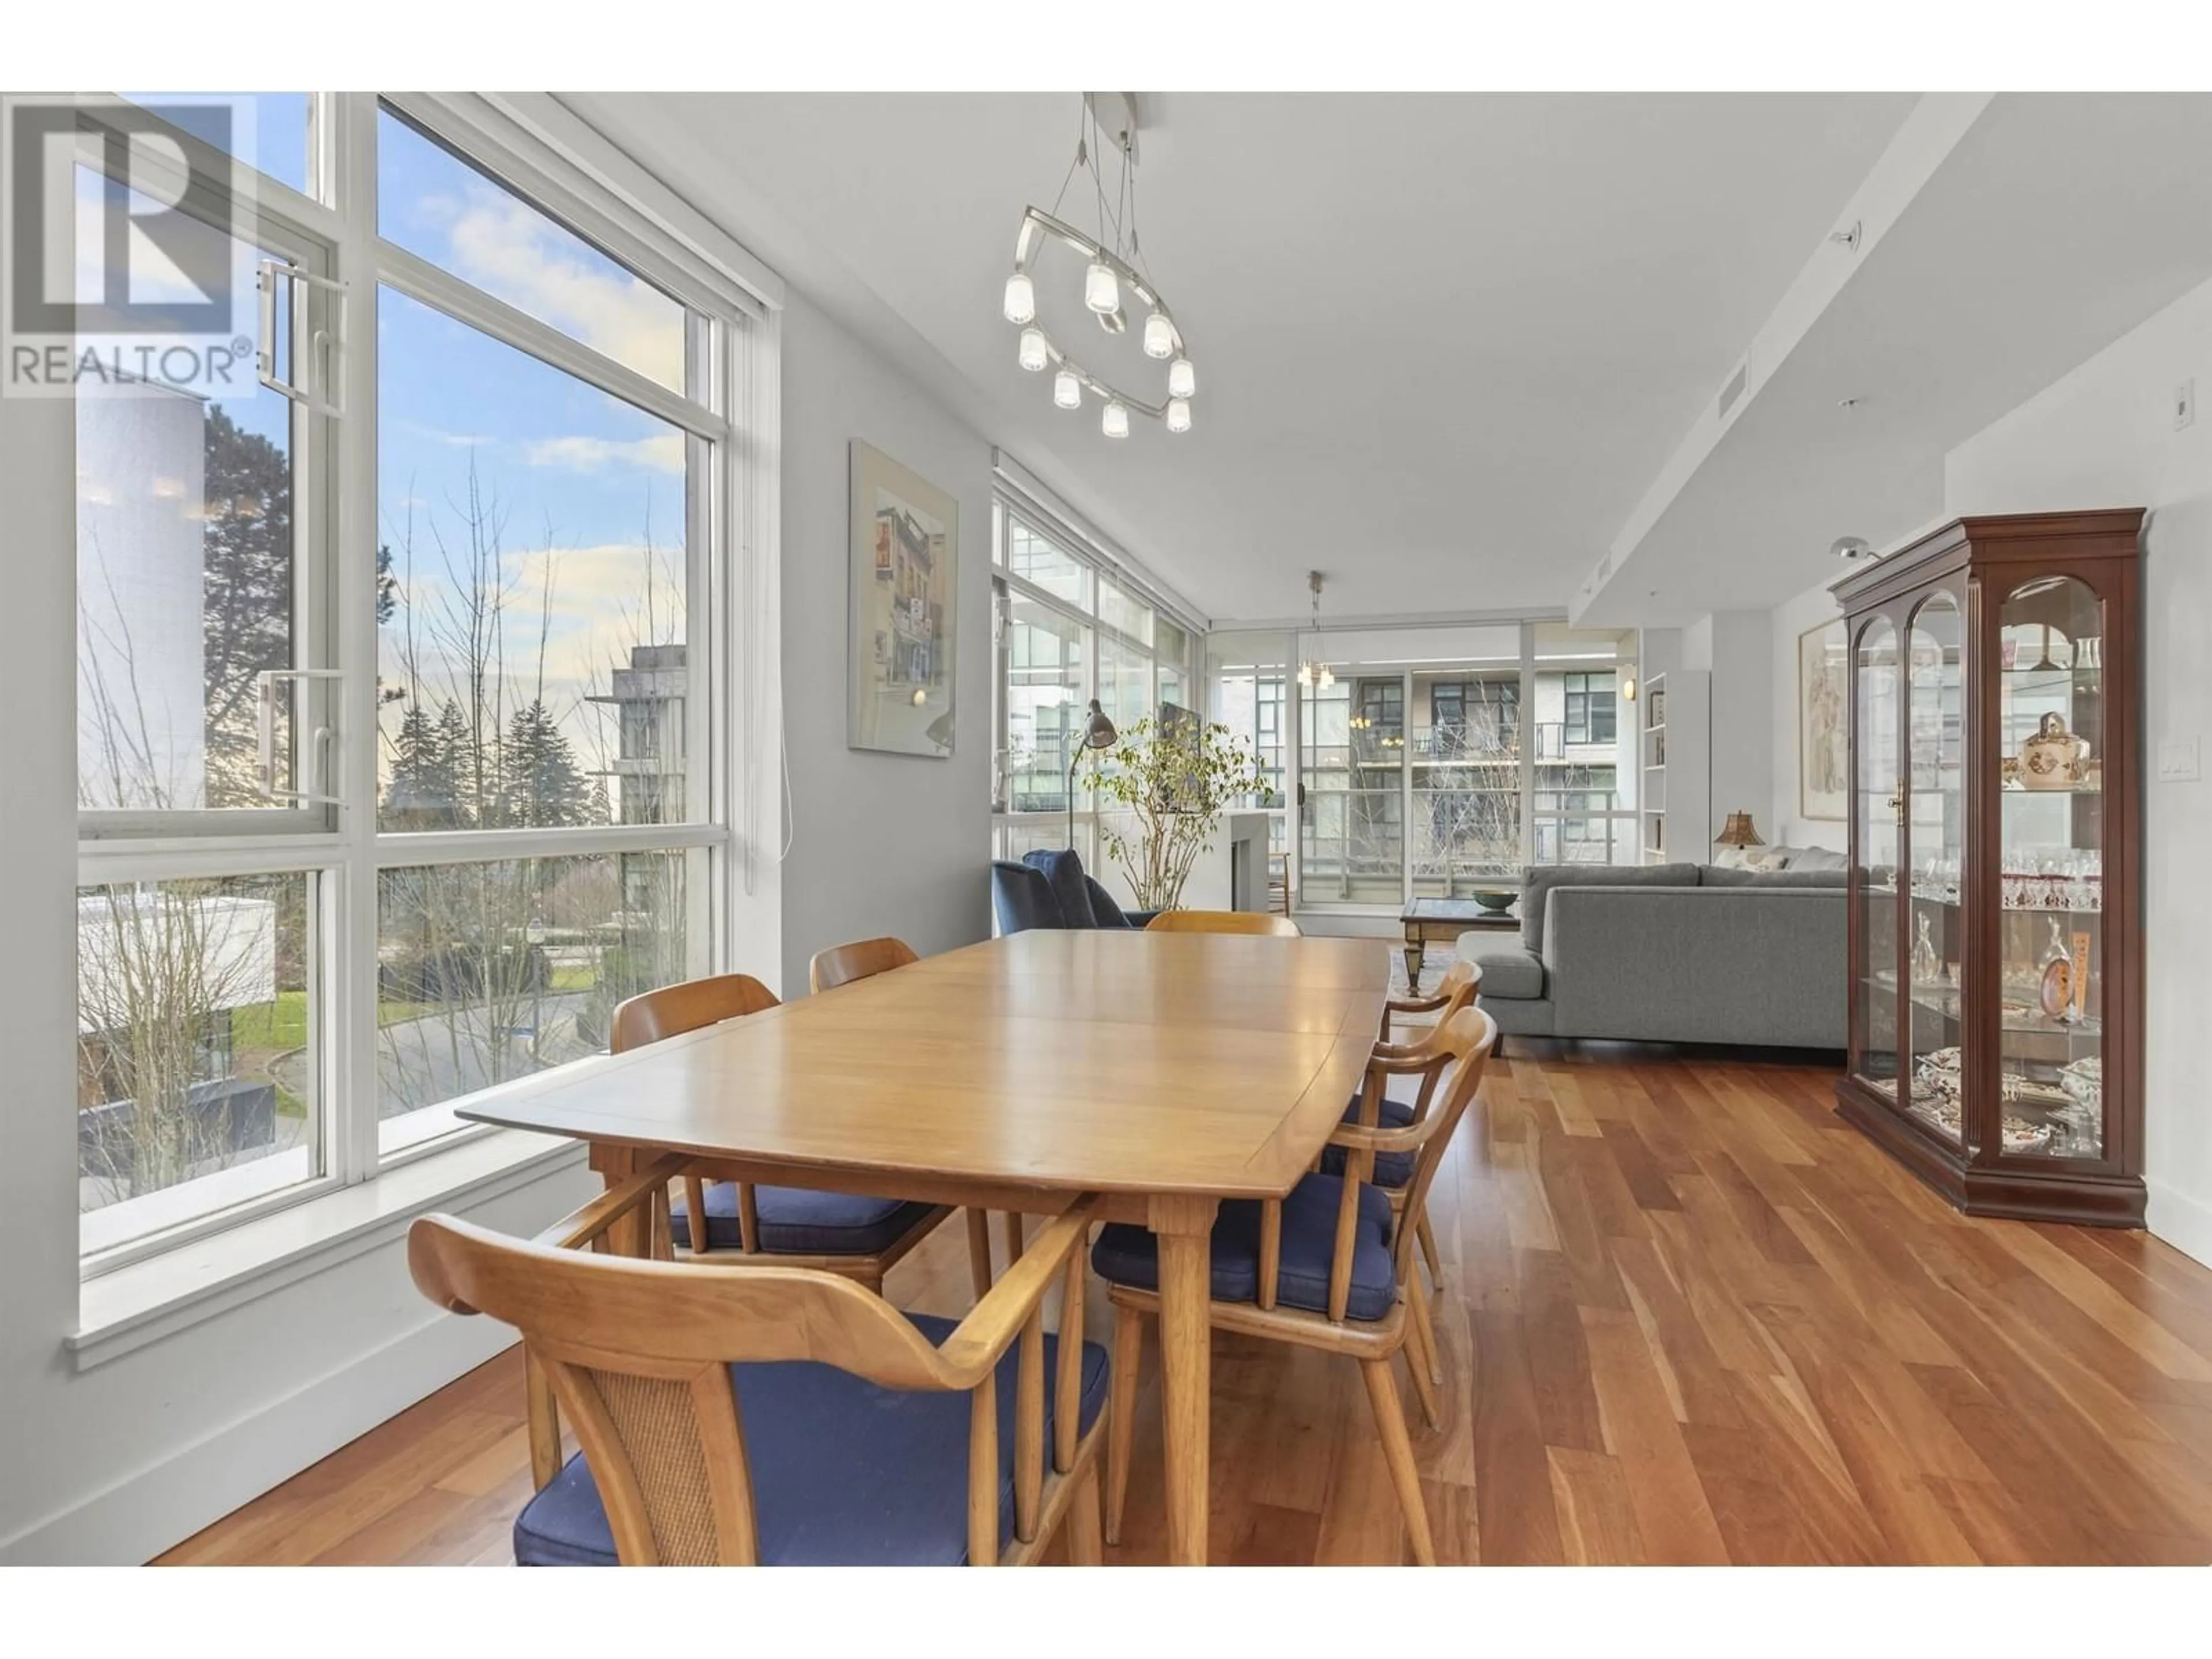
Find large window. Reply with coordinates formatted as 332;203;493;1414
988;495;1202;876
1216;623;1635;910
1207;631;1289;855
70;95;750;1263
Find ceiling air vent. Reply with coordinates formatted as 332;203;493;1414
1717;361;1749;421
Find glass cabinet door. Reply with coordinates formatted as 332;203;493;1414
1995;575;2107;1161
1903;590;1964;1147
1851;615;1902;1106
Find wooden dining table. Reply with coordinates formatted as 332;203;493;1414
457;926;1389;1565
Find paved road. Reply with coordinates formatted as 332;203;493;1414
267;991;597;1118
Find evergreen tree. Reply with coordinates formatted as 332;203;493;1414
200;406;293;806
383;700;465;828
434;699;478;825
375;541;397;626
499;699;597;828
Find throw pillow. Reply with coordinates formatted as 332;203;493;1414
1788;846;1847;872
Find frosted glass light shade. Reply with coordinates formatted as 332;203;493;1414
1142;310;1175;358
1018;327;1048;372
1101;399;1130;438
1167;357;1196;399
1166;397;1191;433
1319;665;1336;690
1053;369;1082;409
1084;260;1119;315
1002;271;1035;324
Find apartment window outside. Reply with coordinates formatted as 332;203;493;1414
69;94;750;1264
1565;671;1618;746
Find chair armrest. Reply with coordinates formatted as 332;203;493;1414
1327;1115;1451;1157
534;1150;698;1250
935;1194;1103;1387
1381;989;1448;1043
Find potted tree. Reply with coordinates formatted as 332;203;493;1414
1089;715;1270;915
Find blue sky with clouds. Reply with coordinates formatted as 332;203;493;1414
175;100;692;796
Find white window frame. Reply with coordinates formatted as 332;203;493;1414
71;91;766;1275
987;486;1206;862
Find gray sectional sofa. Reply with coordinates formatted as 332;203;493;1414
1459;861;1847;1050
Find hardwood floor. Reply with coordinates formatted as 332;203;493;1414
158;1051;2212;1565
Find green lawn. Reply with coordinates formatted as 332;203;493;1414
232;990;308;1050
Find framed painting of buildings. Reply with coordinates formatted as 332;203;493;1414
1799;616;1849;821
848;442;957;758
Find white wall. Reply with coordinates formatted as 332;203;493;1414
1942;273;2212;1267
1686;611;1775;845
775;293;995;995
1768;575;1848;849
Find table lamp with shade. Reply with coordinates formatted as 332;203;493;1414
1067;698;1118;853
1715;810;1765;858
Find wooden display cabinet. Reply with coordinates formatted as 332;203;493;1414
1834;510;2145;1225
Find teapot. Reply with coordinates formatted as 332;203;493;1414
2018;712;2090;791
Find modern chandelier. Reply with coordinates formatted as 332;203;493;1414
1000;93;1196;440
1296;570;1335;690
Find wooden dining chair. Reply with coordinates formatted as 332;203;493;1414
1323;959;1485;1311
808;936;1001;1294
408;1172;1110;1565
809;935;919;992
612;973;984;1300
1142;909;1302;937
1093;1005;1498;1565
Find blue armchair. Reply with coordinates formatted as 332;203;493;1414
990;850;1156;934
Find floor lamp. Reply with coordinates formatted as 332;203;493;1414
1067;698;1118;854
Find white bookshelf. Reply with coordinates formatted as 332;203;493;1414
1638;669;1711;865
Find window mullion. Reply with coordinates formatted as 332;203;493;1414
374;240;726;444
331;90;382;1189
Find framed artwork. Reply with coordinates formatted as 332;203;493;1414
849;441;958;757
1799;616;1849;821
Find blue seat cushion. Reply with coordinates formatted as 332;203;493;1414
1022;848;1097;927
1317;1093;1418;1188
514;1313;1109;1566
669;1184;937;1256
1090;1173;1399;1323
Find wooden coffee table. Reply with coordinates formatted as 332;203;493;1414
1400;896;1517;992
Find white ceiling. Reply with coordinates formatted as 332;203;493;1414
571;92;1920;622
1581;92;2212;627
571;92;2212;631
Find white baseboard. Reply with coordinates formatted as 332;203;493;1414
0;1310;516;1566
2147;1177;2212;1272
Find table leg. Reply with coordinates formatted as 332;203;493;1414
589;1145;648;1257
1402;930;1426;996
1147;1194;1218;1566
